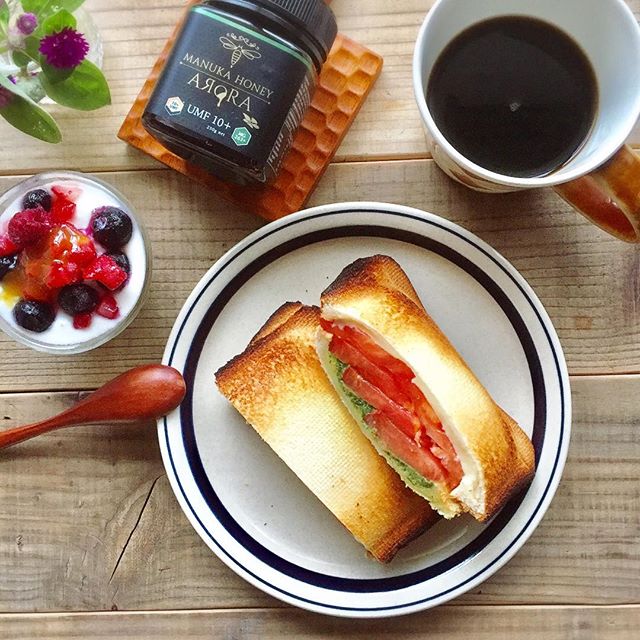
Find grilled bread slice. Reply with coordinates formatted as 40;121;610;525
215;302;437;562
317;255;535;521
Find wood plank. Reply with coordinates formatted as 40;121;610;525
1;160;639;391
1;606;639;639
0;376;638;612
1;0;638;173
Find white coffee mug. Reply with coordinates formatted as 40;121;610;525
413;0;640;242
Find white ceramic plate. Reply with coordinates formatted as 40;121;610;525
158;202;571;618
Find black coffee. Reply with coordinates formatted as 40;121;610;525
427;16;598;178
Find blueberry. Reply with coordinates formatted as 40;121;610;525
91;207;133;250
0;254;18;281
13;299;56;333
22;189;52;212
58;284;100;315
106;251;130;275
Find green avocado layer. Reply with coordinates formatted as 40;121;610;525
331;355;375;420
328;353;450;509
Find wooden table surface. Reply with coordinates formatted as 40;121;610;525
2;0;640;637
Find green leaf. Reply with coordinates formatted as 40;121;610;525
0;73;61;143
40;59;110;110
12;50;32;69
41;9;76;35
11;36;42;70
15;73;46;102
22;0;85;20
0;2;9;26
20;0;48;14
40;59;73;83
23;34;42;59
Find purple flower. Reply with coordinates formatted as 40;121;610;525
17;13;38;35
0;87;13;109
39;28;90;69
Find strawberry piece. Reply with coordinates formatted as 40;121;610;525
46;260;81;289
50;184;81;223
0;235;19;257
73;312;93;329
50;198;76;223
72;240;97;267
84;254;127;290
51;185;81;202
7;207;52;247
96;294;119;319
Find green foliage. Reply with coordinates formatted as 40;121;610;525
0;1;109;141
40;8;77;35
21;0;85;20
11;35;40;69
11;50;32;68
0;73;61;143
40;59;110;111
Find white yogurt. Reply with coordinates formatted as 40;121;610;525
0;172;150;353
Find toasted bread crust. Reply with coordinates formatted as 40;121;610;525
250;301;303;345
215;303;437;562
320;255;535;521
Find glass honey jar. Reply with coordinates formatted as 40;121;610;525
142;0;337;185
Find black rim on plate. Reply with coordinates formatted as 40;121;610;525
162;206;567;613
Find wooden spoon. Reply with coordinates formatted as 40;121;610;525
0;364;186;450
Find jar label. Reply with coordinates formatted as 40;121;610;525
145;7;315;182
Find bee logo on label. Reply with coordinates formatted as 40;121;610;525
242;113;260;129
220;33;261;68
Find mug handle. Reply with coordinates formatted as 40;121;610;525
554;145;640;242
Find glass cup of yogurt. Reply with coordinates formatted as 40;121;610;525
0;171;151;354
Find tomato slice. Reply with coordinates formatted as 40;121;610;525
325;319;463;488
400;379;463;485
342;366;419;438
319;317;334;333
404;383;455;452
329;335;411;405
326;322;415;379
365;411;446;483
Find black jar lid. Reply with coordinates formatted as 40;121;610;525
212;0;338;70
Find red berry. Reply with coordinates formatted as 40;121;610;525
69;241;97;267
51;185;81;202
7;207;52;247
84;254;128;290
96;294;119;319
51;198;76;223
46;260;82;289
0;235;19;257
73;312;93;329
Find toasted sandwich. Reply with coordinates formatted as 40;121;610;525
215;302;437;562
316;255;535;521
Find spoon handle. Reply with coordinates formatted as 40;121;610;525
0;365;186;450
0;420;68;449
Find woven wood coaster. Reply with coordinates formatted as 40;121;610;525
118;2;383;221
